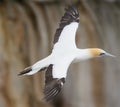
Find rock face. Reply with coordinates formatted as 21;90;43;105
0;1;120;107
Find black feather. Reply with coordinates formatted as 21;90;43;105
43;78;65;102
43;65;65;102
53;5;79;44
18;66;32;76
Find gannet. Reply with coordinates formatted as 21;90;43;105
18;5;115;102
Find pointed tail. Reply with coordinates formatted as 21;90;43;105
18;55;51;76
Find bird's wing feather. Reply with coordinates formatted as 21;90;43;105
43;64;66;102
53;5;79;49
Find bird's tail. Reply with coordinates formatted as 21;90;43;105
18;55;52;76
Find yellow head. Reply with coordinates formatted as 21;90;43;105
89;48;115;57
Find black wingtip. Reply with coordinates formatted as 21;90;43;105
43;78;65;102
53;4;79;44
18;66;32;76
43;84;62;102
65;4;79;22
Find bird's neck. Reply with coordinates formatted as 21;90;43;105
75;49;93;61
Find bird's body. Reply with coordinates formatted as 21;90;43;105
19;5;114;102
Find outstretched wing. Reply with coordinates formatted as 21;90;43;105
43;44;75;102
43;64;66;102
53;5;79;48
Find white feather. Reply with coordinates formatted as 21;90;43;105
52;57;74;78
53;22;79;52
26;55;52;75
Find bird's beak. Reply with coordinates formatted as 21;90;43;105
106;52;116;57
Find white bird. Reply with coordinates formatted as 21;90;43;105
18;5;115;102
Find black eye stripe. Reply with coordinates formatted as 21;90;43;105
100;53;105;56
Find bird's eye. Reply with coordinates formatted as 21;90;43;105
99;53;105;56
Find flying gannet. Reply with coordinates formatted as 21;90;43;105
18;5;115;102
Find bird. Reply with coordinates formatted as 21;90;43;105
18;5;115;102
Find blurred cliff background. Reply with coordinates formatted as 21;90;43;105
0;0;120;107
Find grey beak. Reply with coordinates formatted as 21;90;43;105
106;52;116;57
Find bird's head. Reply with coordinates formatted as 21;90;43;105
89;48;115;58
